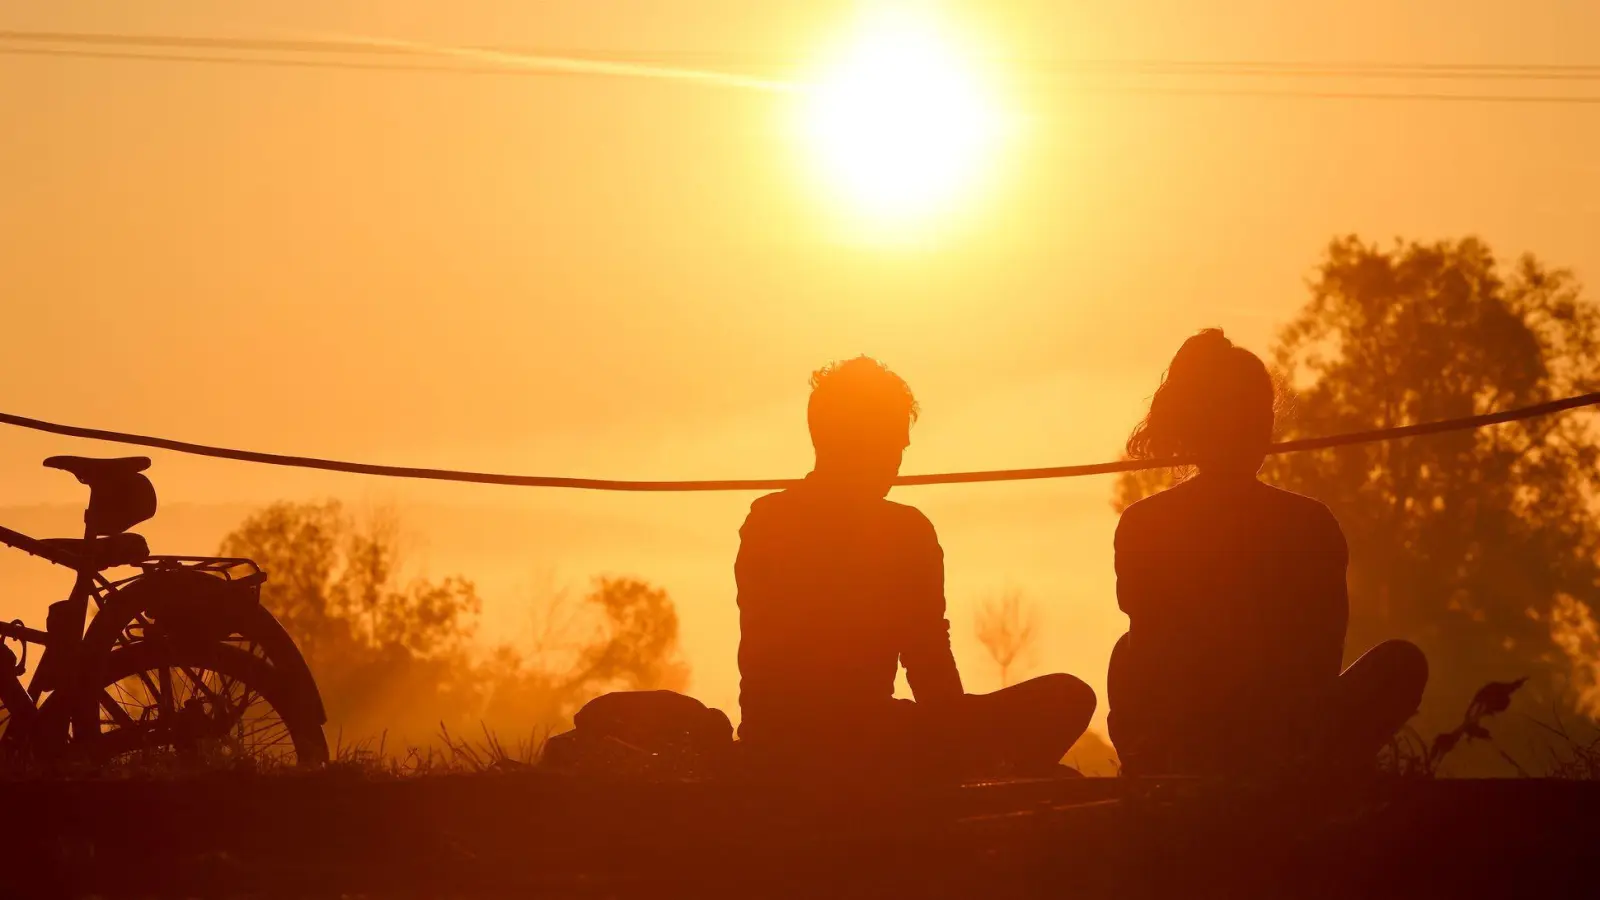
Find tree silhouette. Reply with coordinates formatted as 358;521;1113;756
1115;236;1600;741
973;587;1039;688
220;501;484;742
569;576;690;694
220;501;691;746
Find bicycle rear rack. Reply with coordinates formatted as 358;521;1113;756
117;556;267;598
135;555;263;581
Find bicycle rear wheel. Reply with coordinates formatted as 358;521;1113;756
81;640;328;767
85;566;328;729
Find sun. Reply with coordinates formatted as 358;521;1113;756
800;9;1000;225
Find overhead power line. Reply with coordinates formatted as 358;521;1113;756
4;30;1600;76
5;30;1600;103
1077;84;1600;105
0;30;444;57
1033;60;1600;80
0;392;1595;492
0;46;532;78
0;31;795;92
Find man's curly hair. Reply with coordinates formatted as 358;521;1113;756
807;356;919;446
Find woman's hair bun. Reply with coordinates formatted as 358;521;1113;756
1126;328;1276;464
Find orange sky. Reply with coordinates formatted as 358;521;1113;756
2;1;1598;727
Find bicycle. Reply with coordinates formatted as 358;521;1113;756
0;455;328;768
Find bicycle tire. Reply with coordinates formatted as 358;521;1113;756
67;639;329;767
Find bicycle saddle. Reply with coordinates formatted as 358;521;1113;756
42;456;158;536
43;456;151;482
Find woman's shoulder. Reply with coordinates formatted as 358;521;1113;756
1114;479;1195;545
1116;478;1344;542
1254;481;1347;544
1255;480;1337;517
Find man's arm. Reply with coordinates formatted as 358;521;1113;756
734;502;779;689
898;508;963;705
1112;506;1154;621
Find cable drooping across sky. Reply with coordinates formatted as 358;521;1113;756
0;392;1595;492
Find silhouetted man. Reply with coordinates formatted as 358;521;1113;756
735;356;1096;776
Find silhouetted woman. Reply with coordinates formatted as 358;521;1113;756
1108;329;1428;775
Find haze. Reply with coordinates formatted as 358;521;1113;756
2;0;1597;728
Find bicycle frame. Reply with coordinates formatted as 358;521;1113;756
0;460;328;765
0;525;116;751
0;619;52;652
0;518;265;740
0;522;99;568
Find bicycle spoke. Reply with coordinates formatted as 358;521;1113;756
98;692;139;729
77;642;317;767
180;666;227;710
132;668;163;704
108;678;156;725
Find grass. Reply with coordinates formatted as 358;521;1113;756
1528;711;1600;779
1378;677;1533;777
324;723;549;778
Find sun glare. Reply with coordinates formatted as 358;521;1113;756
801;9;1000;226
